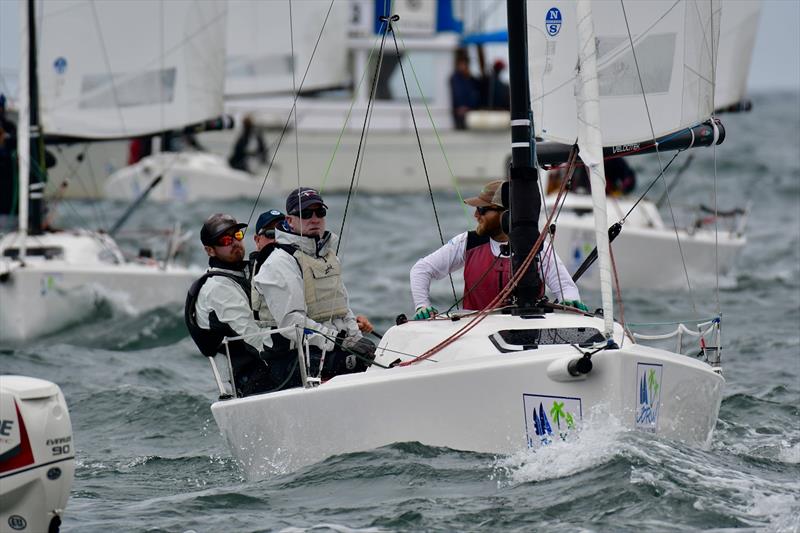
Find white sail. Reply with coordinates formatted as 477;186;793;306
36;0;227;139
715;0;761;109
528;0;720;146
225;0;349;98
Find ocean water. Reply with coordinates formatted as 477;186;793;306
2;91;799;532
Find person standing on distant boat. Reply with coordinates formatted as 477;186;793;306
228;115;267;173
185;213;280;397
253;188;376;387
410;179;588;320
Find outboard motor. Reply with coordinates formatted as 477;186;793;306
0;377;74;533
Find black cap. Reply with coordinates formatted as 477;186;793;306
255;209;285;234
286;187;327;215
200;213;247;246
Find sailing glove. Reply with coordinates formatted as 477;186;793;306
414;306;438;320
562;300;589;312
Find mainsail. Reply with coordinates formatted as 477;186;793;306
528;0;720;146
224;0;349;99
36;0;227;139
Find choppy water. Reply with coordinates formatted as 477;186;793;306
2;91;799;532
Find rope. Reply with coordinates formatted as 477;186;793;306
620;0;699;316
388;19;458;304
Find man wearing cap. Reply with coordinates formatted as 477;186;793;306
248;209;285;326
185;213;277;397
253;188;376;386
410;179;587;319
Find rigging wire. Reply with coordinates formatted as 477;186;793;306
336;18;390;252
389;19;458;304
620;0;699;316
245;0;338;227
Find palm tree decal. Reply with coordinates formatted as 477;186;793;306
550;401;566;429
647;369;660;405
565;412;575;429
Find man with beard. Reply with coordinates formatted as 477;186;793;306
185;213;277;397
410;180;587;319
253;188;376;389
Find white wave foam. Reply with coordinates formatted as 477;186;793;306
493;404;629;486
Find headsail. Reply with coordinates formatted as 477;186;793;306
36;0;227;140
528;0;720;146
224;0;349;99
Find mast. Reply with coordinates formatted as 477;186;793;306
19;0;45;238
506;0;541;308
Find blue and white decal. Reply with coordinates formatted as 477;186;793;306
523;393;582;448
546;7;562;37
53;56;68;75
635;363;663;431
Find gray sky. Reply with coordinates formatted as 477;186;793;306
1;0;798;97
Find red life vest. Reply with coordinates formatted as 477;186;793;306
463;231;511;310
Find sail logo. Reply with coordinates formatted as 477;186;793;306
523;393;581;447
546;8;562;36
53;56;67;75
635;363;663;431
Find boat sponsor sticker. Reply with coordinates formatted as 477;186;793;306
523;393;582;447
40;273;62;296
635;363;663;432
546;7;563;37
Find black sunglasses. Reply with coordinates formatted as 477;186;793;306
476;206;503;215
257;229;276;239
292;207;327;219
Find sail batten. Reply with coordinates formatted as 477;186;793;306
528;0;720;146
37;0;227;139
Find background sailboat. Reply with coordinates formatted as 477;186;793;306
526;0;759;289
0;0;226;341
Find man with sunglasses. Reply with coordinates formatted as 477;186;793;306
410;179;587;319
185;213;278;397
253;188;376;386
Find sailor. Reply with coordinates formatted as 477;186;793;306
184;213;278;397
249;209;285;325
253;188;376;387
410;179;588;319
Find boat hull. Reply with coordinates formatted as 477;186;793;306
212;340;723;479
0;261;195;341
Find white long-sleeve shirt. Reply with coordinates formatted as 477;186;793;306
195;268;273;350
410;231;581;310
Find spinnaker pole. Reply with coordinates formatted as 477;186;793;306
506;0;542;308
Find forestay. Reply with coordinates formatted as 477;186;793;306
527;0;720;146
36;0;227;139
224;0;349;98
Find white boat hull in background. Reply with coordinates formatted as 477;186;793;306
212;314;724;479
103;152;276;202
543;194;746;290
0;232;196;342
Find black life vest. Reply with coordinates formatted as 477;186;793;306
184;269;253;359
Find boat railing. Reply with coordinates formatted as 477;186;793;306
208;325;315;400
632;318;722;373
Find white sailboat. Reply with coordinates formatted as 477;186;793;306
0;0;214;341
529;0;760;290
209;0;726;479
